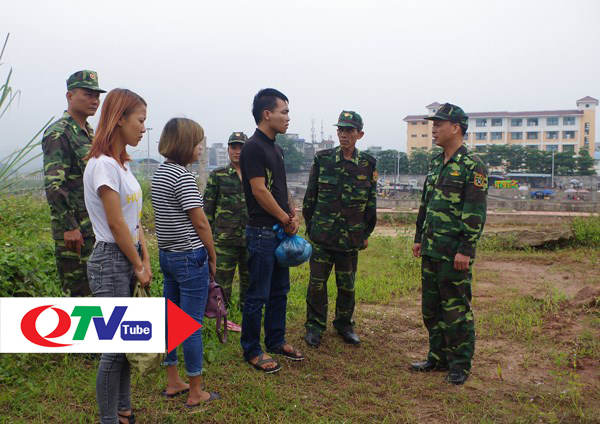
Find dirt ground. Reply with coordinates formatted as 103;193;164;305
353;251;600;422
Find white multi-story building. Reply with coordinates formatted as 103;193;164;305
208;143;228;167
404;96;597;154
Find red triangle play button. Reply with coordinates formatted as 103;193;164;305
167;300;202;352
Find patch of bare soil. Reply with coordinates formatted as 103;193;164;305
354;256;600;422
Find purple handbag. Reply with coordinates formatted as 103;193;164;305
204;276;228;343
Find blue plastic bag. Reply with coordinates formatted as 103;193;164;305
273;224;312;267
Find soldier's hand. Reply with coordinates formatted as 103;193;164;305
142;257;153;281
64;229;84;256
454;253;470;271
362;239;369;250
412;243;421;258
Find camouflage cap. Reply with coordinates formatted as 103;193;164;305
228;131;248;145
424;103;468;130
334;110;363;131
66;70;106;93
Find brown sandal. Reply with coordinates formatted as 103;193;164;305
268;344;305;361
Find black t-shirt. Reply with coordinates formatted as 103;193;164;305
240;129;290;227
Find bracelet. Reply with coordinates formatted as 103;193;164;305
134;266;145;275
281;213;293;228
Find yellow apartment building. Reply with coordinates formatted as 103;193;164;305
404;97;597;154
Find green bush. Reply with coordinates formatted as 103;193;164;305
572;215;600;247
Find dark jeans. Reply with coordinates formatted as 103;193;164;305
241;226;290;361
160;247;209;376
87;241;138;424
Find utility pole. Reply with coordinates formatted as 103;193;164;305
551;150;555;188
146;127;153;180
397;152;400;185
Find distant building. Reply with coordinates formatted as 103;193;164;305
368;146;383;154
404;97;597;154
208;143;228;167
314;138;335;152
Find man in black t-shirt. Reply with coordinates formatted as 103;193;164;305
239;88;304;373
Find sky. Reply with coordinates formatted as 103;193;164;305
2;0;600;167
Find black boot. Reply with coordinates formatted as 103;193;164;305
304;331;321;347
446;369;469;385
410;360;449;372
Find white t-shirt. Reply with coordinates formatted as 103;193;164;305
84;155;143;244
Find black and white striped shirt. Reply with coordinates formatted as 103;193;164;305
151;162;204;252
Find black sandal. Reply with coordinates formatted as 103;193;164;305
118;412;135;424
268;344;305;361
247;353;281;373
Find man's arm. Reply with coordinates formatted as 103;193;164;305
413;173;431;258
363;164;378;242
203;172;219;229
249;177;298;234
457;162;488;259
43;129;83;253
302;158;319;230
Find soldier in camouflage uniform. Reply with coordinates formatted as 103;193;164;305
303;111;377;347
204;132;249;312
42;70;106;297
411;103;488;385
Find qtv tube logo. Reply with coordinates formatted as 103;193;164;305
0;298;168;353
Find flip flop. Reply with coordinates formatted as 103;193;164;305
118;412;135;423
247;353;281;373
227;320;241;332
268;344;305;361
161;388;190;398
184;392;221;408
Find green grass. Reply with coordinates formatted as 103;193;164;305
1;195;599;423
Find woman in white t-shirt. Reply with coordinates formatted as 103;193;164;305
151;118;219;406
83;88;151;424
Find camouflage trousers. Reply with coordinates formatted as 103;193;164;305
54;236;95;297
215;244;249;310
305;243;358;335
421;255;475;372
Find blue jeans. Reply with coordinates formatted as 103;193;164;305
241;226;290;361
88;241;138;424
160;247;209;376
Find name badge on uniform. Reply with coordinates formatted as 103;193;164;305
450;170;461;176
357;175;367;180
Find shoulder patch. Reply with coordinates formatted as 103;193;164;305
315;148;336;157
473;172;486;188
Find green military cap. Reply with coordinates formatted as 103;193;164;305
424;103;468;131
334;110;363;131
228;132;248;145
66;70;106;93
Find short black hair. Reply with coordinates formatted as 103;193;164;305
252;88;288;125
460;125;467;136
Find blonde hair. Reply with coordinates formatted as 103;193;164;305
158;118;204;166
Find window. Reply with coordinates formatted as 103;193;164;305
476;119;487;127
491;118;502;126
511;118;522;126
526;132;539;140
563;117;575;125
546;145;558;152
511;132;523;140
491;132;503;140
422;134;428;137
411;134;417;138
563;131;575;139
563;145;575;152
422;122;427;125
475;132;487;140
527;118;538;126
411;122;417;125
546;131;558;139
547;117;559;125
527;145;539;150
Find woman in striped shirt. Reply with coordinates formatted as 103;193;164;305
151;118;219;406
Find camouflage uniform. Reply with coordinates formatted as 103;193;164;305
42;70;105;297
303;111;377;335
204;132;249;309
415;103;488;374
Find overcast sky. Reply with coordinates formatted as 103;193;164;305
2;0;600;165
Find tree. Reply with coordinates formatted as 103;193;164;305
483;144;508;169
376;150;400;174
505;145;527;172
576;149;596;176
554;152;576;176
409;150;430;175
524;149;552;174
276;135;305;173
